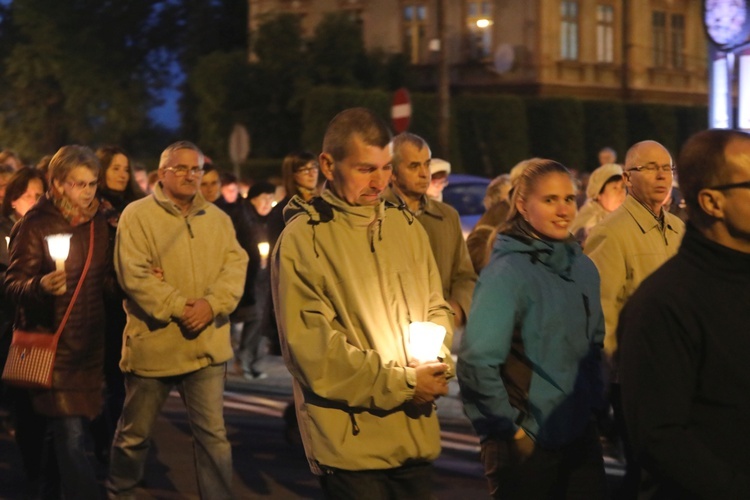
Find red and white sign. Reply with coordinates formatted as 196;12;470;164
391;87;412;133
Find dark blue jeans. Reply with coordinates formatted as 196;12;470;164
49;416;100;499
480;421;607;499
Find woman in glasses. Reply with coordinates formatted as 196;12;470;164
458;159;607;499
5;145;110;498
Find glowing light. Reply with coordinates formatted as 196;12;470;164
408;322;446;363
258;242;270;269
476;18;492;29
45;233;72;293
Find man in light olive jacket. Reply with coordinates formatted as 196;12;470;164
272;108;453;499
108;141;248;500
382;132;476;330
585;139;685;497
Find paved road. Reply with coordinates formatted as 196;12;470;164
0;357;624;498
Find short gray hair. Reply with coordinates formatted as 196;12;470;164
392;132;430;173
159;141;205;170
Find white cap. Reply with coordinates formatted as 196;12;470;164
586;163;623;200
430;158;451;176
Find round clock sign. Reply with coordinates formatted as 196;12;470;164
704;0;750;49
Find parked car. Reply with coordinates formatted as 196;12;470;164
441;173;491;238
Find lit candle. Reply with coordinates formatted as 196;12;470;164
45;233;72;293
408;321;447;364
258;241;270;269
4;236;8;249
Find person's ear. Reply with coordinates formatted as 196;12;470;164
52;178;65;195
319;153;335;182
515;197;527;220
697;188;725;219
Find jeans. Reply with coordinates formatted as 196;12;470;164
480;420;606;499
49;416;100;499
318;462;433;500
107;364;233;499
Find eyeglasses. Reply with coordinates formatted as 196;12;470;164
708;180;750;191
66;180;98;190
627;163;675;174
164;165;204;177
295;166;319;175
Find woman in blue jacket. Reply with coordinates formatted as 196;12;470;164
457;159;606;499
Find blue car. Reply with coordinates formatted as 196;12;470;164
441;173;491;238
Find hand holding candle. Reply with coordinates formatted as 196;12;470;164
408;321;447;364
45;233;72;294
258;241;270;269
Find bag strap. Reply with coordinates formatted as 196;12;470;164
52;220;96;339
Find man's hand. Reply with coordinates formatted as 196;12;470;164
180;298;214;334
40;270;66;296
412;361;449;404
448;299;465;328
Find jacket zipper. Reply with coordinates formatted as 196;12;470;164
185;217;194;238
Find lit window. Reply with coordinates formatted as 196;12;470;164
466;1;493;60
403;2;428;64
596;4;614;63
561;1;579;61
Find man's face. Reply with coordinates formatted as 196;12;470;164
599;149;616;166
624;142;673;212
715;138;750;253
391;142;431;201
134;170;149;193
159;149;202;204
221;182;239;203
321;136;393;206
200;169;221;202
251;192;274;216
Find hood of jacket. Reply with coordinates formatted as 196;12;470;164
283;189;390;255
493;232;581;280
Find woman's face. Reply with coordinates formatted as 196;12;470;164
57;166;98;211
598;178;626;212
13;178;44;217
517;172;577;240
105;153;130;192
294;161;319;191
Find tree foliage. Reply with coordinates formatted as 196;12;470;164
0;0;178;159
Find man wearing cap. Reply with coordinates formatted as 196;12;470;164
570;163;626;245
584;140;685;496
383;132;477;329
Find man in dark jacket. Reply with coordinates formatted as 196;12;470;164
619;129;750;498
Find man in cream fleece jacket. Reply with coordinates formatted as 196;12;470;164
108;141;247;500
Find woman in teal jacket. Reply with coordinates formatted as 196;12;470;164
457;159;606;499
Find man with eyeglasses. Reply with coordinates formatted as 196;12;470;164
584;139;685;497
108;141;248;499
618;129;750;498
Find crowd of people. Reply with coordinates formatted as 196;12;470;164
0;106;748;500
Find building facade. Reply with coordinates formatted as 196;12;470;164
248;0;708;105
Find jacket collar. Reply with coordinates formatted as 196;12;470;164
382;186;444;220
152;181;208;218
622;195;679;236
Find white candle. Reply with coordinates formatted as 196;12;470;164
408;321;447;364
4;236;8;249
45;233;72;293
258;241;270;269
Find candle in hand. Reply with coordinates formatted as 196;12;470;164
408;321;447;364
45;233;72;293
258;241;270;269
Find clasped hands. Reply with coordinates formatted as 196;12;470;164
410;359;449;405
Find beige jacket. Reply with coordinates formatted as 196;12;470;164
114;183;248;377
585;195;684;375
272;189;453;474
